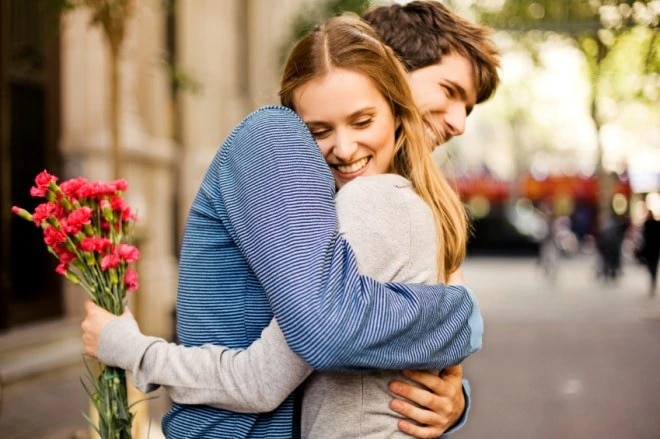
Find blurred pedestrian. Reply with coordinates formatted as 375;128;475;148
538;200;560;282
596;213;628;283
637;210;660;297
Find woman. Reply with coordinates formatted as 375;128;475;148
83;15;479;438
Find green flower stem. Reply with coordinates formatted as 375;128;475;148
95;365;133;439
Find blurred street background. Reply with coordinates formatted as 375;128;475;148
1;0;658;438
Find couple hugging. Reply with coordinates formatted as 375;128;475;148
81;2;500;438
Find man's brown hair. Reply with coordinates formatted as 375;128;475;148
363;1;500;104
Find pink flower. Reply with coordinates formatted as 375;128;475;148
101;253;121;270
32;201;59;226
124;268;139;291
110;195;125;211
77;180;127;198
57;249;77;264
121;206;137;221
117;244;140;263
30;170;58;197
65;207;93;233
35;170;58;186
60;176;89;198
111;179;128;192
43;226;67;247
80;237;112;252
55;263;68;275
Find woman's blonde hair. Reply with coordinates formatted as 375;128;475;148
279;14;467;280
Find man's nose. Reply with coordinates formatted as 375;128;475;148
445;104;467;137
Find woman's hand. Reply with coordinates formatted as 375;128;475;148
80;299;131;358
389;365;465;438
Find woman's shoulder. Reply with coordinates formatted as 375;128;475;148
342;173;411;189
334;174;413;204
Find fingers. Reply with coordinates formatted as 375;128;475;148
400;367;462;398
80;300;117;359
390;368;465;437
80;318;99;358
390;377;438;409
396;418;444;439
390;395;449;426
389;379;453;421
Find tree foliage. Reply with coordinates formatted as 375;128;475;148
279;0;372;64
472;0;658;106
469;0;658;223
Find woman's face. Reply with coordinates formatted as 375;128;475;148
293;68;397;189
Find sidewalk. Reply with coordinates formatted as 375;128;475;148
0;359;170;439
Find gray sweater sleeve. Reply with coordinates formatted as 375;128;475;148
98;317;312;412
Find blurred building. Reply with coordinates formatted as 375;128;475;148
1;0;312;383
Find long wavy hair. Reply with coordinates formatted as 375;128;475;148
279;14;467;280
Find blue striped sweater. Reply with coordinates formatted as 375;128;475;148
162;106;481;438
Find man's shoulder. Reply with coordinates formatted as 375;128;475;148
218;105;314;160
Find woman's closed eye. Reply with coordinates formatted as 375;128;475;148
352;117;374;129
308;126;331;139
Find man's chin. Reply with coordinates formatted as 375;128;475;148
426;136;443;151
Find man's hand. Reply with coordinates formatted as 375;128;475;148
80;300;130;358
389;365;465;438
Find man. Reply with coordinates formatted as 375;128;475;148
360;1;500;437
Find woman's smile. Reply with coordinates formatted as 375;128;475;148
332;157;370;175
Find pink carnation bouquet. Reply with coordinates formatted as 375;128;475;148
12;170;140;438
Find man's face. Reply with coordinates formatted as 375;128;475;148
407;52;477;148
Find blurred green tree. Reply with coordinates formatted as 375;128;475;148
460;0;658;227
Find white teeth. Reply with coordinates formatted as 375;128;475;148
424;122;444;146
336;157;369;174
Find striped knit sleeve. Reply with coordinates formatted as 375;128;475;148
212;106;481;370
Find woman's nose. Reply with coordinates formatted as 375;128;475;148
332;132;358;160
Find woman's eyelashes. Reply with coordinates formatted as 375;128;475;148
310;127;331;139
352;117;374;129
307;116;375;139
